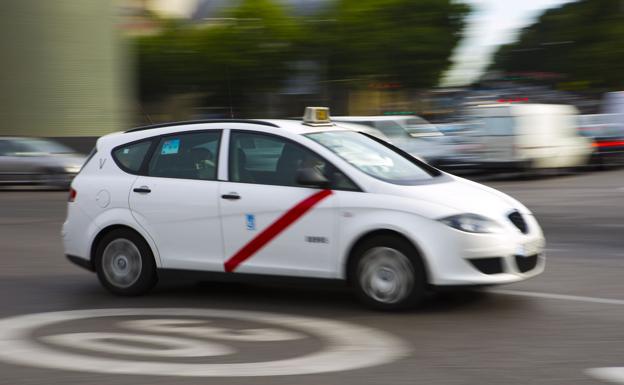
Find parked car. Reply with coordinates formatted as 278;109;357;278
578;114;624;168
321;121;390;141
0;137;86;188
331;115;458;167
465;104;592;171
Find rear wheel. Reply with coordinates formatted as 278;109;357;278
95;229;157;296
350;235;427;310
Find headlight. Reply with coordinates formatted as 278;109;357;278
439;214;501;233
63;165;81;174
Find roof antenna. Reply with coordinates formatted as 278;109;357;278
226;65;234;118
139;103;153;124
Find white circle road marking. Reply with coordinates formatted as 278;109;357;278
43;332;234;358
492;289;624;384
0;308;410;377
119;318;306;342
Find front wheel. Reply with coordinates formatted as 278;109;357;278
350;236;427;310
95;229;157;296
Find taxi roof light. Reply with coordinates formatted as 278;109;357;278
303;107;333;127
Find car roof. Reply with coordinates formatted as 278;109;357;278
126;118;364;136
469;103;579;116
98;119;364;149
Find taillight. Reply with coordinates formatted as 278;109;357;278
68;188;77;202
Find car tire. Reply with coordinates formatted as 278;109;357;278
94;229;157;296
350;235;427;310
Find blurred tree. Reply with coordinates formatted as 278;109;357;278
314;0;469;89
135;0;301;116
134;0;469;117
491;0;624;90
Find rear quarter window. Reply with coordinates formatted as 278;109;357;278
112;140;152;174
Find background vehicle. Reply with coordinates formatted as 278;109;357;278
331;115;454;167
0;137;85;188
326;121;390;141
465;104;592;171
577;114;624;168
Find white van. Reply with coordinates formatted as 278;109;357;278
466;104;592;170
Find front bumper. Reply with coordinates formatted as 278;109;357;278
421;214;545;286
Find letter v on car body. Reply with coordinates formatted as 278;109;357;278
63;107;544;310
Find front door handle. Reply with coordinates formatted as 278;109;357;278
221;193;240;200
133;186;151;194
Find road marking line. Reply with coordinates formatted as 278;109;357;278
494;289;624;383
586;368;624;385
224;189;333;273
491;289;624;306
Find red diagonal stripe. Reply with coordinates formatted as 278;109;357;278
224;189;333;273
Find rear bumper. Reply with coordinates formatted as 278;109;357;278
66;254;94;272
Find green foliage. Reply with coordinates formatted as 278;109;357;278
316;0;469;88
135;0;301;102
491;0;624;89
134;0;470;107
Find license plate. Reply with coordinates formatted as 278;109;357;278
516;239;542;257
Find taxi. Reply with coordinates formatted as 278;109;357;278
63;107;545;309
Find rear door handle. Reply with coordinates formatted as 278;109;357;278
221;193;240;200
133;186;151;194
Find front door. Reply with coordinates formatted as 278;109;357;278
219;131;340;278
129;130;224;271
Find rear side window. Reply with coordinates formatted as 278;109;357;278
112;140;152;174
148;131;221;181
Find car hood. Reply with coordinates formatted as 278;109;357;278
382;175;531;220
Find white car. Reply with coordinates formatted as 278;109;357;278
63;107;545;309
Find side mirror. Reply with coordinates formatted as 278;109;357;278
296;167;330;188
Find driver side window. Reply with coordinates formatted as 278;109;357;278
229;131;358;191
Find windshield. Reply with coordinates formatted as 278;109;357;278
306;130;437;185
404;118;441;137
12;139;74;154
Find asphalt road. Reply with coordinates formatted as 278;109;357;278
1;169;624;385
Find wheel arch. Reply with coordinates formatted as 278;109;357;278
90;224;160;269
344;228;430;285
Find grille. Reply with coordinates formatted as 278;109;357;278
515;254;538;273
508;211;528;234
468;257;504;275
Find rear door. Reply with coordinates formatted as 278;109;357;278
129;130;225;271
